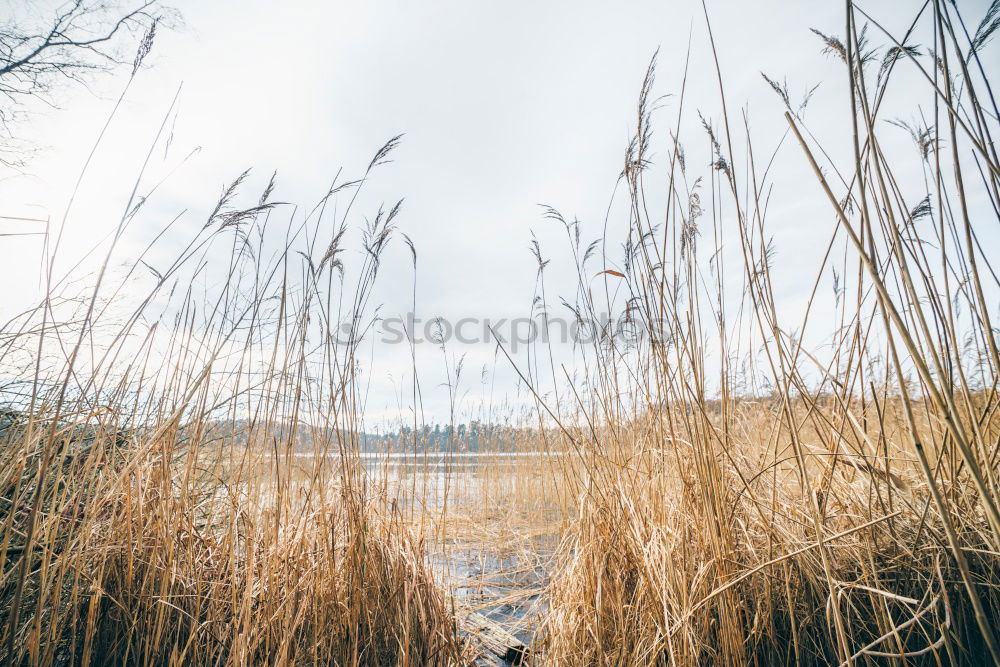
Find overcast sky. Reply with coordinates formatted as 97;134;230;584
1;0;995;425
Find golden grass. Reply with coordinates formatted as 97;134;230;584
0;414;466;665
2;1;1000;665
518;1;1000;662
538;404;998;665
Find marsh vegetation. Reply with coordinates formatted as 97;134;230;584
1;0;999;665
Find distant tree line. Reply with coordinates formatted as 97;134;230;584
198;419;531;454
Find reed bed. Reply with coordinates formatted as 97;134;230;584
0;122;467;664
1;0;999;665
527;1;1000;664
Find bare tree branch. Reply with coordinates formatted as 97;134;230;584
0;0;176;168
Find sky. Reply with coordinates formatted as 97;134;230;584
0;0;995;425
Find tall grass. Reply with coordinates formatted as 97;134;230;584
531;1;1000;664
2;1;999;665
0;118;465;662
